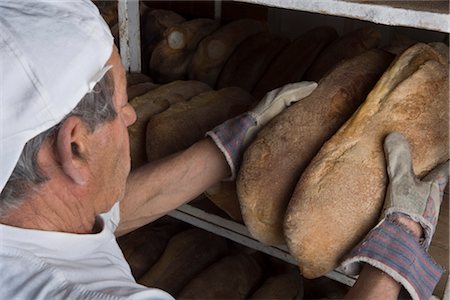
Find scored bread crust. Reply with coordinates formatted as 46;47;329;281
150;18;220;83
146;87;253;161
252;26;338;100
284;43;449;278
238;49;393;246
188;19;266;87
216;32;289;91
304;27;381;82
129;80;210;169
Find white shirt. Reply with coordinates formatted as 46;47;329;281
0;203;174;300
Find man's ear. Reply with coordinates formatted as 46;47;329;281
56;116;90;185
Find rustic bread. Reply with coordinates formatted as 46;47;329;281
150;18;220;83
238;50;393;246
303;277;349;299
129;80;210;169
126;72;153;87
304;27;381;81
138;228;228;296
146;87;253;161
189;19;266;87
216;32;289;91
249;271;304;299
178;253;265;299
284;43;449;278
117;219;187;280
205;181;243;221
127;82;159;100
252;26;337;100
141;9;185;73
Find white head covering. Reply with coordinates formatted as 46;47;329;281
0;0;114;191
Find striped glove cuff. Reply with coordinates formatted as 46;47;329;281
206;113;256;180
340;217;444;300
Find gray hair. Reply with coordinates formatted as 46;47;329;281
0;73;117;216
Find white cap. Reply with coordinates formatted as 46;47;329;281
0;0;114;192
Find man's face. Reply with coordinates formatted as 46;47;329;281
89;47;136;214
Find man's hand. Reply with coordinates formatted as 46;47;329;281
207;81;317;179
341;132;448;300
382;132;449;248
244;81;317;146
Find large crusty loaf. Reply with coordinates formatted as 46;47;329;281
138;228;228;296
141;9;185;74
252;26;337;100
284;43;449;278
249;271;303;299
150;18;219;83
129;80;210;169
178;253;265;299
303;277;349;299
304;27;381;81
117;219;187;280
146;87;253;161
216;32;289;91
127;82;159;100
126;72;153;87
189;19;266;87
238;49;393;246
205;181;243;221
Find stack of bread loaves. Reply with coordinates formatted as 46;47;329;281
284;42;449;278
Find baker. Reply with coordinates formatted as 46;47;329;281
0;1;447;300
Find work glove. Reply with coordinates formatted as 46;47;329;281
206;81;317;180
341;132;448;300
382;132;449;249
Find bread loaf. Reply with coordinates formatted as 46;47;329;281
141;9;185;73
304;27;381;81
284;43;449;278
127;82;159;100
117;219;187;280
303;277;349;299
146;87;253;161
238;50;393;246
216;32;289;91
150;19;220;83
249;271;303;299
129;80;210;169
252;27;337;100
205;181;243;221
178;253;265;299
126;72;152;87
189;19;266;87
138;228;228;296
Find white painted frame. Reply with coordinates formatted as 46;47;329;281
118;0;141;72
231;0;449;33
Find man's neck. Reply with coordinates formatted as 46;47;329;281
0;183;97;234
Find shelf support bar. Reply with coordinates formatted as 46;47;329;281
118;0;141;72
